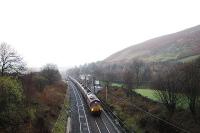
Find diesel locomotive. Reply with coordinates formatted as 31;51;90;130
70;77;102;116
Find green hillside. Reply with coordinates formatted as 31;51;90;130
105;25;200;63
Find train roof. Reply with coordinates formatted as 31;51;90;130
87;93;100;103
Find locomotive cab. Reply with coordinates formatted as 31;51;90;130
86;93;102;116
90;100;102;116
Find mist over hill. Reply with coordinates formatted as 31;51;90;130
105;25;200;63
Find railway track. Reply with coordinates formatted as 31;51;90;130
69;80;120;133
70;81;90;133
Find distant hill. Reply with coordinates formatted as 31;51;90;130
105;25;200;63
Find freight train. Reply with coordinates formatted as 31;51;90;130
70;77;102;116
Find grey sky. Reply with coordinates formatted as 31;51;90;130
0;0;200;68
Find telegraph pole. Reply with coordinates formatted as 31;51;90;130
93;76;96;94
105;81;108;101
84;75;87;87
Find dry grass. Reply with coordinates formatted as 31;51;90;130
28;81;67;133
39;81;66;107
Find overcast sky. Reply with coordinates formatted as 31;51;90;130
0;0;200;68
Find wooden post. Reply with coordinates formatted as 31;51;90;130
85;75;87;87
93;77;96;94
106;86;108;101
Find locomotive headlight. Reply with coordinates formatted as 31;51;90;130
91;108;94;112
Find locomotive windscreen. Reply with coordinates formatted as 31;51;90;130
90;100;101;107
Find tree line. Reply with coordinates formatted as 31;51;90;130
153;58;200;122
67;57;200;123
0;42;62;132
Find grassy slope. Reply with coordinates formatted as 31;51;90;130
52;90;69;133
105;25;200;63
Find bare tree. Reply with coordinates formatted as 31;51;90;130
66;66;81;79
130;59;145;88
153;65;182;116
123;66;134;97
41;64;61;84
103;68;115;89
181;59;200;122
0;43;25;76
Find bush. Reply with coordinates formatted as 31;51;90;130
0;77;24;130
33;75;48;92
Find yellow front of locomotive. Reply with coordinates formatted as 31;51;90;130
90;101;102;116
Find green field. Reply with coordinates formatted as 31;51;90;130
134;88;159;101
134;88;188;108
111;82;123;87
100;81;124;88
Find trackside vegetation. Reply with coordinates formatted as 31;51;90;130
0;42;67;133
0;77;24;131
68;56;200;133
52;91;69;133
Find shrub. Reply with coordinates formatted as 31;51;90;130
33;75;48;92
0;77;24;130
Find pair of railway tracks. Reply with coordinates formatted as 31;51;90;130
94;115;111;133
70;81;90;133
69;80;120;133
